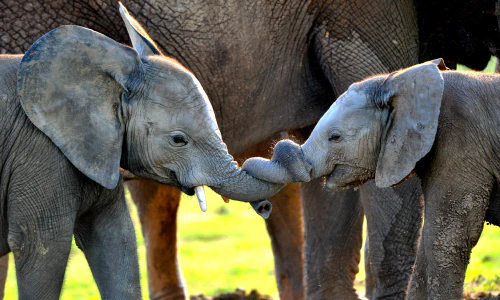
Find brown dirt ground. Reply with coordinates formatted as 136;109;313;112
190;289;272;300
191;289;500;300
464;291;500;300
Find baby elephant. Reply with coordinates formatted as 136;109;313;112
1;23;281;300
243;59;500;299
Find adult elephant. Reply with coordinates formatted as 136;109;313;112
0;1;498;300
416;0;500;71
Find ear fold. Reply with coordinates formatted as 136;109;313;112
375;60;445;188
430;58;450;71
18;25;142;189
119;2;162;56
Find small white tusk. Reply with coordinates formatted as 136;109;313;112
194;186;207;212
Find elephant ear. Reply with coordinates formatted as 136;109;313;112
18;25;142;189
119;2;162;56
375;59;445;188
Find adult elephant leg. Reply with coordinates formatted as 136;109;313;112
126;179;186;300
0;255;7;300
236;134;305;300
360;177;423;299
364;239;375;300
302;179;363;300
266;183;305;300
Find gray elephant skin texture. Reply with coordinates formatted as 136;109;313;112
5;1;500;299
244;59;500;299
0;25;282;299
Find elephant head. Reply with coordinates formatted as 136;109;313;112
17;23;283;215
243;59;447;190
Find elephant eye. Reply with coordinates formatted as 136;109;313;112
173;136;186;144
168;131;188;147
329;134;342;142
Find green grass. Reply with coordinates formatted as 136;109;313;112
465;224;500;292
457;55;497;73
175;192;276;297
4;57;500;299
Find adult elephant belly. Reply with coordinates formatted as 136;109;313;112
0;0;423;299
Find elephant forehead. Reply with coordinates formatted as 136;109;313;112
144;57;216;111
324;89;370;121
142;57;200;96
142;88;221;138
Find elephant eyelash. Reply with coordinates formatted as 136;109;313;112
167;131;190;147
329;134;343;142
172;135;187;145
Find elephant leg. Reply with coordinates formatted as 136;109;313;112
0;255;7;300
74;185;141;300
302;178;363;300
7;175;78;300
364;239;375;300
126;179;186;300
236;134;306;300
10;232;73;300
266;182;305;300
359;177;423;299
8;210;74;300
408;177;491;300
405;236;428;300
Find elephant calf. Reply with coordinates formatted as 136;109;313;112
243;59;500;299
0;23;282;299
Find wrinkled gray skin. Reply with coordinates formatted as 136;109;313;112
244;59;500;299
0;1;425;299
0;25;282;300
5;1;499;299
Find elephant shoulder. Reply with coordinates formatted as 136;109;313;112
0;55;22;103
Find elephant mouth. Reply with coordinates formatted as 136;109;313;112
168;170;195;195
136;168;196;196
325;164;374;191
180;185;195;196
119;168;194;196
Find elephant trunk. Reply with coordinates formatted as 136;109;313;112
301;139;327;179
210;159;285;202
250;199;273;219
241;140;313;185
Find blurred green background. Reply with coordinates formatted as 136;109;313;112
4;59;500;299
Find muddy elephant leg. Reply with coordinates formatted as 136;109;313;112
236;134;305;300
302;178;364;300
360;177;424;299
408;175;491;300
0;255;7;299
126;179;186;300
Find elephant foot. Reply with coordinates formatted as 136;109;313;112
151;286;188;300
